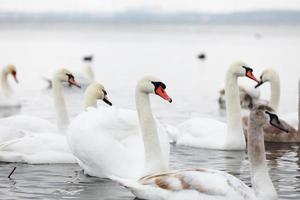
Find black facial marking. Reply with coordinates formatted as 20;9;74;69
151;81;166;90
102;89;107;96
242;66;253;73
66;73;74;80
265;111;289;133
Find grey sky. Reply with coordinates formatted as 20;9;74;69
0;0;300;13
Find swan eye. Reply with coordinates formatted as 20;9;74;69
151;81;166;90
66;73;74;80
265;111;280;124
102;89;107;95
242;66;253;73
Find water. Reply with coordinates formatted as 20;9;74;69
0;22;299;199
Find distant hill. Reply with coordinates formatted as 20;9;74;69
0;10;300;24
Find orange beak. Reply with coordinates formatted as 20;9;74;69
155;86;172;103
246;71;259;83
68;78;81;88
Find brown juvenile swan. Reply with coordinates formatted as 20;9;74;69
112;104;287;200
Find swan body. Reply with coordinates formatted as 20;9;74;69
0;68;80;163
173;61;259;150
114;105;282;200
68;77;172;179
0;64;20;108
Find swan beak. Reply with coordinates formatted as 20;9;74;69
12;73;18;83
246;71;259;83
155;86;172;103
68;79;81;88
254;81;264;88
103;96;112;106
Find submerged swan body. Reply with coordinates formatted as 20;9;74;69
68;77;172;179
0;69;81;163
173;61;259;150
114;105;285;200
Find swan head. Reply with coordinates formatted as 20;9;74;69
251;104;288;132
137;76;172;103
230;61;259;83
84;82;112;108
54;68;81;88
4;64;18;83
255;68;279;88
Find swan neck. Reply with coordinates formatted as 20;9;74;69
224;72;246;149
135;88;167;174
84;63;94;81
248;117;276;198
52;78;69;132
84;92;97;109
0;70;12;96
269;75;280;111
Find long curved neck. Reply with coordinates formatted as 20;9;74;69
84;62;94;81
84;94;97;109
52;78;69;132
248;117;277;199
269;74;280;111
224;71;246;149
0;70;12;96
135;88;167;174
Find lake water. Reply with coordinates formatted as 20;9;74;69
0;22;299;199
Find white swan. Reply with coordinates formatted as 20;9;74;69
74;55;95;86
255;68;298;129
67;76;172;179
0;64;20;108
113;105;287;200
0;68;81;163
173;61;259;150
43;56;95;89
254;68;280;111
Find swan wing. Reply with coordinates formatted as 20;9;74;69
115;169;256;200
0;132;76;163
176;118;227;149
0;115;57;133
67;106;144;179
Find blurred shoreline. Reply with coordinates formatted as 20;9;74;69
1;10;300;25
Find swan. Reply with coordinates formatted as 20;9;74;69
43;56;95;89
0;64;20;108
0;68;81;134
112;105;287;200
174;61;259;150
255;68;297;128
67;76;172;179
0;68;81;163
254;68;280;111
247;78;300;143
